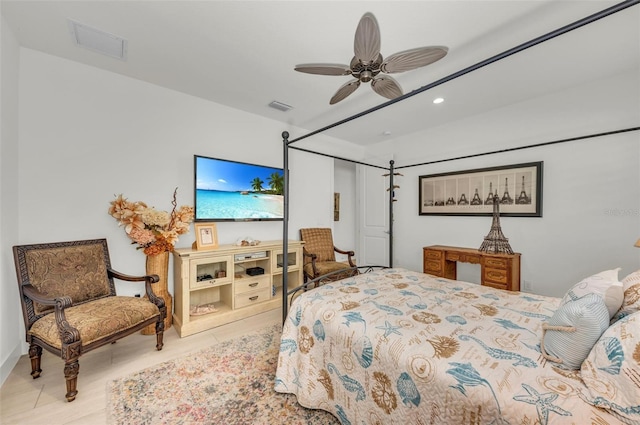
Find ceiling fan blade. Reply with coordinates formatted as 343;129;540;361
380;46;448;74
294;63;352;76
371;75;403;100
330;79;361;105
354;12;381;64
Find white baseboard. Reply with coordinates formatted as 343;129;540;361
1;342;24;387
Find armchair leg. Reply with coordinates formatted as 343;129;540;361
28;344;42;379
63;360;79;402
155;319;164;351
156;331;164;351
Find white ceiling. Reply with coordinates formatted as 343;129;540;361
2;1;639;150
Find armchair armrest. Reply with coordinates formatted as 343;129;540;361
22;283;62;306
302;248;319;275
334;247;356;267
22;284;80;344
107;268;165;310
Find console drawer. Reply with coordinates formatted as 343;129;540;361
235;288;270;309
235;276;270;295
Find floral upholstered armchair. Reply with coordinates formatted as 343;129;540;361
12;239;166;402
299;228;357;284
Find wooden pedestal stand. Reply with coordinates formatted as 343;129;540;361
141;251;172;335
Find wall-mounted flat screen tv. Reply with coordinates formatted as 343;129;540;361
194;155;285;222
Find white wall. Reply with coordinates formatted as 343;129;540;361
0;15;23;386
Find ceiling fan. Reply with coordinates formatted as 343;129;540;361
295;12;448;105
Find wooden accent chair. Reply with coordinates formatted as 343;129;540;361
13;239;166;402
299;228;357;284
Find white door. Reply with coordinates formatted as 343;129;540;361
357;164;390;267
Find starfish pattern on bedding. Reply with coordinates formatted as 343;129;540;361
376;321;402;338
513;383;571;425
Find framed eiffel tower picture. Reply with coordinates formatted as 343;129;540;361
419;161;543;217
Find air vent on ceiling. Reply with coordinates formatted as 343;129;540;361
268;101;293;112
67;19;128;61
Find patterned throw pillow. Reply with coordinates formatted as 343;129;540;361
560;268;623;319
612;269;640;322
541;293;610;369
581;311;640;424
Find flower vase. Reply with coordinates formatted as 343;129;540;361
141;251;172;335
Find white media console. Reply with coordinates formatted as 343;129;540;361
172;240;304;337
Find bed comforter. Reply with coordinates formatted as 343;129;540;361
274;267;626;425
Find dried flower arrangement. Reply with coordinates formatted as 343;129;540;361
108;188;194;256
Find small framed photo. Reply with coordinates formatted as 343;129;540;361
194;222;218;250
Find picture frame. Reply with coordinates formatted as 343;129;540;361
419;161;543;217
194;222;218;250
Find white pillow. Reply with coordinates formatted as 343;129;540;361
541;293;610;369
612;269;640;322
560;268;623;319
581;311;640;423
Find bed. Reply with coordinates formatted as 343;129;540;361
274;267;639;425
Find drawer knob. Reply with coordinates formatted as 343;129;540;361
249;296;259;301
249;282;259;287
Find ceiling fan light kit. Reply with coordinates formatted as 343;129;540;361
295;12;448;105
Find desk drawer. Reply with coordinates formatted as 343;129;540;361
235;288;270;309
424;249;442;260
235;276;270;295
446;252;480;264
483;280;508;291
484;257;508;269
424;259;443;275
483;268;508;284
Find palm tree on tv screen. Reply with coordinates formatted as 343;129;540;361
251;177;264;192
267;172;284;195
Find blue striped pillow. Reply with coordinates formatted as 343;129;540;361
541;293;610;369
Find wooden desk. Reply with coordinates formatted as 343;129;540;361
423;245;521;291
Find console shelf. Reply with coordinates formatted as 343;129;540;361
172;240;304;337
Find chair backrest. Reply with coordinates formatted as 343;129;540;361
300;228;336;263
13;239;116;326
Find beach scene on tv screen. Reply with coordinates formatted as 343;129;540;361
196;157;284;220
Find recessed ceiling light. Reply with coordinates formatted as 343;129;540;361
433;97;445;104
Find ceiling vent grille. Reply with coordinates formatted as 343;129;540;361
67;19;128;61
268;101;293;112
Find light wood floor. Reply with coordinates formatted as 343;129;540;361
0;309;281;425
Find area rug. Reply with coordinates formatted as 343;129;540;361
107;323;339;425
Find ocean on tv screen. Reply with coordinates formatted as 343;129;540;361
196;189;283;220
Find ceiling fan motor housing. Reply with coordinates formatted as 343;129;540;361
350;54;383;83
